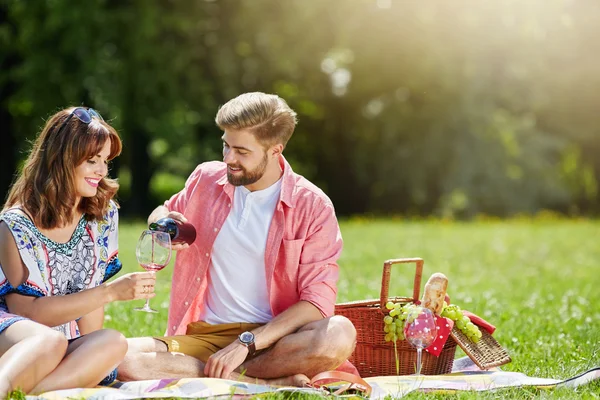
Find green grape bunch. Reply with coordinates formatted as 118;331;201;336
383;301;422;375
440;303;482;343
383;301;418;342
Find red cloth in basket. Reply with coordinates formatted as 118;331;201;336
425;316;454;357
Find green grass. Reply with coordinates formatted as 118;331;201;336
99;218;600;399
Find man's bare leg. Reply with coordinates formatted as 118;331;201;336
117;337;309;386
118;316;356;386
242;316;356;379
117;338;204;381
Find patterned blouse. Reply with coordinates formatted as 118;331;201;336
0;201;121;339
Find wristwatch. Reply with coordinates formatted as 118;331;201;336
238;331;256;357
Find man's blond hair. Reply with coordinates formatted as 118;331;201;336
215;92;298;148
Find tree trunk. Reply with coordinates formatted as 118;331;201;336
0;3;19;205
127;124;153;217
120;66;154;217
317;97;368;216
0;107;17;205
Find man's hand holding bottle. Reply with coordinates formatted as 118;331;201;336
149;210;196;251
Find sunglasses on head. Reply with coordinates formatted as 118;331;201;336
55;107;104;136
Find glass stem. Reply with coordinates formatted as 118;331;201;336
416;347;422;375
144;298;151;309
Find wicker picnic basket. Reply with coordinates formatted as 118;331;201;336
335;258;511;377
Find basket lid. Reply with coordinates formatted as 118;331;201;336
450;327;511;370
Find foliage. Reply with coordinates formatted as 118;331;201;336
1;0;600;217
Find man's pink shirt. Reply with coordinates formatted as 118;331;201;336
164;156;342;336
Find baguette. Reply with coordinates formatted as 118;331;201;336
421;272;448;315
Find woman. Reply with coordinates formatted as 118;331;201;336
0;107;155;396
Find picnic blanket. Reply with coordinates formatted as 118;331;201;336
28;358;600;399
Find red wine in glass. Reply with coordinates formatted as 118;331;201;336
134;230;172;313
140;263;167;272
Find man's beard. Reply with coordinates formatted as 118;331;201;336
227;153;269;186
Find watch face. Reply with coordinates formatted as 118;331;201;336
239;331;254;344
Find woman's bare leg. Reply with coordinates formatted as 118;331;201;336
31;329;128;394
0;320;68;397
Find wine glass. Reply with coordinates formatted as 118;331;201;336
134;229;172;313
403;305;437;375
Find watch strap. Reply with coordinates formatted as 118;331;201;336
246;341;256;356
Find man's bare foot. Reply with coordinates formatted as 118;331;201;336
230;372;310;387
266;374;310;387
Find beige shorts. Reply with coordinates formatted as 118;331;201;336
155;321;263;362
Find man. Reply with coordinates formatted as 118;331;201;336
118;92;357;386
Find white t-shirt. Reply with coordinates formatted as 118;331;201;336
200;179;282;324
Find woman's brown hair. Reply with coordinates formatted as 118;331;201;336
4;107;122;229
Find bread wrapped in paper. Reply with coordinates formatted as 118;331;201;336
421;272;448;315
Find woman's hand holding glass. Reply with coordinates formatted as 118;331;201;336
105;272;157;302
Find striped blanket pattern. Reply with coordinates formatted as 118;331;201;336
28;359;600;399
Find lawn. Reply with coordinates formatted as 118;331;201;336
103;217;600;399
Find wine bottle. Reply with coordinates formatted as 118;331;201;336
148;217;197;245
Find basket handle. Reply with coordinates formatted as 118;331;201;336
379;258;424;309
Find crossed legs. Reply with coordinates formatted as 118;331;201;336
0;320;128;396
118;315;356;385
0;320;66;397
